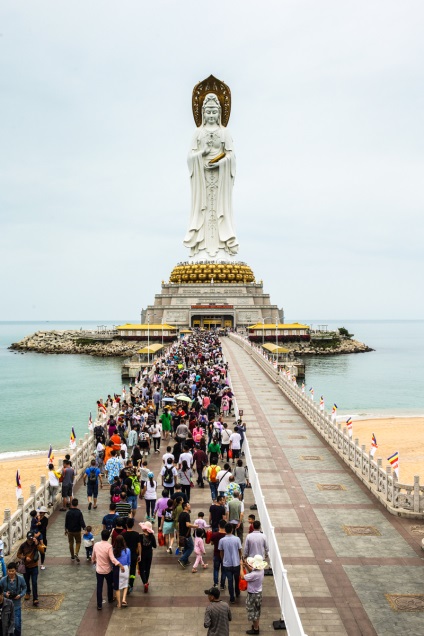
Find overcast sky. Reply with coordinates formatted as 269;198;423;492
1;1;423;321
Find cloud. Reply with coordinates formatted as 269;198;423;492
0;0;423;320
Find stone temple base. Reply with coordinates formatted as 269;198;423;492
144;261;283;330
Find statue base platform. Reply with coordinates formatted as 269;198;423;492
144;261;283;330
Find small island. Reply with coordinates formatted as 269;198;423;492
9;325;373;357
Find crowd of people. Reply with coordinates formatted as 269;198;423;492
4;330;270;636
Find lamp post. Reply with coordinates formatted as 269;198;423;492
262;315;273;346
275;321;279;365
161;317;164;348
147;315;150;367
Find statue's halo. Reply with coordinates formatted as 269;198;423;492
192;75;231;128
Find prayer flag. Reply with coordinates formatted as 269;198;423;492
46;445;54;467
301;382;305;394
70;427;76;450
16;470;22;500
370;433;378;457
309;387;314;400
346;417;353;438
387;451;399;478
319;396;324;411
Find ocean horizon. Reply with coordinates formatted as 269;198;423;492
1;319;423;457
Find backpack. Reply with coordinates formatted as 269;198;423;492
209;466;218;483
87;468;97;484
129;475;141;495
164;466;174;483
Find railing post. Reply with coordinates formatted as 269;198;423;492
414;476;420;513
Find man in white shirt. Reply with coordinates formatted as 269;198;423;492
179;446;193;468
229;427;241;464
162;446;175;465
216;463;232;497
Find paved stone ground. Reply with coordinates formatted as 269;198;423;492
222;337;424;636
20;339;424;635
21;417;278;635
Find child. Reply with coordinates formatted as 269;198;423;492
248;514;255;534
83;526;94;561
193;511;209;538
192;528;208;573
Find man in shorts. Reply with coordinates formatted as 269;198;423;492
83;459;102;510
241;554;267;635
60;460;75;511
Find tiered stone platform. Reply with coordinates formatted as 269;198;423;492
145;261;283;329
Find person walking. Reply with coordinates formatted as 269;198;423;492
17;532;39;606
59;460;75;511
233;459;247;500
1;562;26;636
218;523;242;604
123;518;141;594
64;498;86;563
177;501;196;569
244;521;269;560
83;459;102;510
138;522;157;593
160;499;175;554
160;458;178;496
47;463;61;507
193;446;208;487
206;460;221;502
112;535;131;608
142;471;157;521
192;528;208;573
105;449;122;485
92;530;125;611
0;584;15;635
240;554;267;635
178;460;193;502
203;587;231;636
210;519;226;591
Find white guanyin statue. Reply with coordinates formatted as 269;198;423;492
183;92;239;259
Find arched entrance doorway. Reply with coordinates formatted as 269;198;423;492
191;314;234;330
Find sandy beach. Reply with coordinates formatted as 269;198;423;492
0;452;66;514
346;417;424;485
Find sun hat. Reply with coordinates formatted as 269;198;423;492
246;554;268;570
204;587;220;599
147;471;154;479
139;521;154;534
38;506;48;513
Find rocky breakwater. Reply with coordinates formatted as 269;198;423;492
9;330;145;357
289;337;374;356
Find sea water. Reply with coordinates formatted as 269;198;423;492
0;319;423;456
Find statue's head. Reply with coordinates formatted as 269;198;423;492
202;93;221;126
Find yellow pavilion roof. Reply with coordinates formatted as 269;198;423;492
249;322;310;330
262;343;291;354
117;323;177;330
137;344;164;354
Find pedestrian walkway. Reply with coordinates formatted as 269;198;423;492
222;337;424;636
20;434;278;635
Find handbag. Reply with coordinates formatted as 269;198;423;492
158;530;165;547
205;530;212;544
228;449;233;459
239;568;248;591
17;561;26;574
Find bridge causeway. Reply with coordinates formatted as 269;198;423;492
222;336;424;636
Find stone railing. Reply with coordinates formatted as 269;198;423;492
230;333;424;518
0;427;99;560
